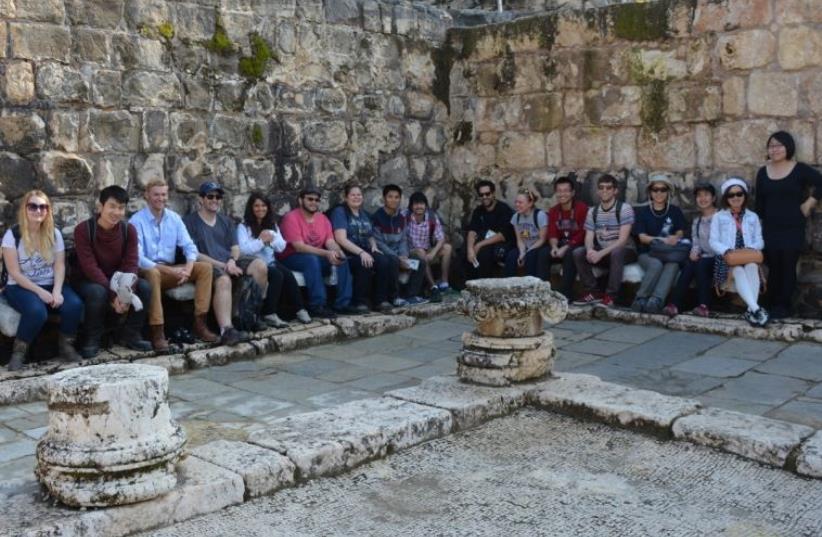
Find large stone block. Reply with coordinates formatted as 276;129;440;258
94;153;131;189
38;151;94;195
406;91;435;119
191;440;296;498
612;128;637;168
170;112;208;151
585;86;641;126
0;112;46;154
529;373;700;435
272;324;339;352
303;121;348;153
693;0;772;33
498;131;546;171
748;71;798;117
796;431;822;478
66;0;124;29
209;114;249;151
778;26;822;70
141;110;169;152
775;0;822;24
124;0;170;31
134;153;165;189
123;71;181;108
10;22;71;62
714;120;779;167
91;69;121;108
716;30;775;71
73;28;110;63
0;151;37;200
668;85;721;123
49;111;80;152
13;0;64;23
672;407;814;468
241;159;275;192
331;313;416;338
325;0;360;25
562;127;610;169
806;72;822;116
523;93;563;132
36;62;90;103
0;22;6;59
2;61;34;105
722;77;746;116
638;127;696;170
80;110;140;153
112;34;167;71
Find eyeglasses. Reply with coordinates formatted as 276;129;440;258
26;203;49;212
650;188;669;193
597;185;615;190
304;196;320;202
726;191;745;199
477;191;493;198
767;143;784;150
205;194;223;200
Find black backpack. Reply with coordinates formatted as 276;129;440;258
232;275;264;331
0;224;22;289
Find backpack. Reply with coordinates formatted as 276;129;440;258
0;224;22;289
232;275;264;331
591;201;624;249
515;207;542;230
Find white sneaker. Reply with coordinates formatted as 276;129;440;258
263;313;289;328
295;309;312;324
392;297;409;307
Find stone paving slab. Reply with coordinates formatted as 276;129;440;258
765;399;822;429
529;373;701;435
700;337;787;361
0;456;244;537
797;430;822;478
190;440;296;499
385;375;531;430
672;407;816;468
754;343;822;382
701;371;813;406
671;355;758;378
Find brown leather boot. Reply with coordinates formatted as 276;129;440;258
193;314;218;343
149;324;170;352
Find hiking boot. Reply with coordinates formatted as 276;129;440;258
599;294;615;308
662;303;679;318
149;325;170;352
193;314;219;343
573;293;601;305
220;327;247;346
57;333;83;363
263;313;289;329
7;340;28;372
295;309;312;324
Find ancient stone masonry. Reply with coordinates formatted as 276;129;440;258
458;276;567;385
36;364;186;507
442;0;822;315
0;0;453;241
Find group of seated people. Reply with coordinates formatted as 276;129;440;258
2;132;819;372
0;178;455;371
465;131;820;331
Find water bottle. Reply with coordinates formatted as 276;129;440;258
328;265;338;285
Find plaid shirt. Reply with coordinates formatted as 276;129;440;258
403;209;444;250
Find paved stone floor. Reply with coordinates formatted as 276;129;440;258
1;314;820;489
144;409;822;537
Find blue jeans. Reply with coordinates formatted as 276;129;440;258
280;253;352;309
671;256;714;308
3;284;84;343
504;247;543;277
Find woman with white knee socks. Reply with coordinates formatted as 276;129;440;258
710;178;768;327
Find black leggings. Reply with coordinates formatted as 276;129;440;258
348;252;399;307
765;248;800;313
263;264;304;316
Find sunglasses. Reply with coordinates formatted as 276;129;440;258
303;196;320;202
650;187;669;193
477;191;493;198
726;191;745;199
26;203;49;212
205;194;223;200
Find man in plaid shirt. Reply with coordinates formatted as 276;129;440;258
404;191;452;302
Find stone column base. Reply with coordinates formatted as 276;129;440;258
457;332;556;386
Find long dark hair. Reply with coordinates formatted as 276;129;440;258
243;192;277;238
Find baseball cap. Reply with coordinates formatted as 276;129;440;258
198;181;224;196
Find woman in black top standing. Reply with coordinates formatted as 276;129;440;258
755;131;822;319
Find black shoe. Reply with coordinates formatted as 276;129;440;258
252;320;269;332
333;304;368;315
429;286;442;303
121;337;152;352
308;306;337;319
80;345;100;360
220;327;247;346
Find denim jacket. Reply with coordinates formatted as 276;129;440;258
709;209;764;255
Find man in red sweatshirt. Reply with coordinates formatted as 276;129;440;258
73;186;151;358
541;176;588;300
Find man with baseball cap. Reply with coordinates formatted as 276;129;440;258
278;187;354;318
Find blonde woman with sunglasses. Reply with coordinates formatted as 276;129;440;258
2;190;84;370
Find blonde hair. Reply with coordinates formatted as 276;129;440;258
17;190;55;264
144;177;168;192
517;187;540;205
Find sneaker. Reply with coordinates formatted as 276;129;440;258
573;293;601;305
220;327;247;346
645;297;663;314
662;303;679;318
754;308;769;327
743;309;758;326
631;297;647;313
599;294;615;308
429;286;442;303
392;297;409;307
295;309;312;324
406;296;429;306
437;282;450;291
263;313;289;329
378;301;394;312
333;304;369;315
308;306;337;319
692;304;710;317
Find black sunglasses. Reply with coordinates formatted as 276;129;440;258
205;194;223;200
650;187;669;193
477;191;493;198
26;203;49;212
726;191;745;199
303;196;320;202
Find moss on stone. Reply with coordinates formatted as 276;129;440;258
250;124;264;146
610;1;671;42
640;78;668;134
494;45;517;93
205;17;235;56
455;13;559;60
157;21;175;41
430;35;458;113
239;33;276;80
453;121;473;146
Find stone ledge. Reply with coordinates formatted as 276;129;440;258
385;374;531;430
190;440;296;499
528;373;701;436
796;431;822;479
248;397;453;480
332;313;416;338
671;407;816;468
0;456;244;537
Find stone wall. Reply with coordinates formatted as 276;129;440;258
0;0;452;240
440;0;822;315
